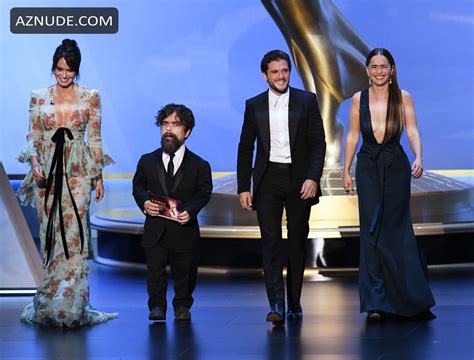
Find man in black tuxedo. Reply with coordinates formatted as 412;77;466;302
237;50;326;325
133;104;212;321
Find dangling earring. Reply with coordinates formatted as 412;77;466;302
368;77;372;86
389;77;392;85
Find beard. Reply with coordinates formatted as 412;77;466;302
268;81;289;95
161;132;183;154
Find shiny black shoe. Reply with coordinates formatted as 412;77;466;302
174;307;191;321
149;307;166;321
266;304;285;326
287;309;303;320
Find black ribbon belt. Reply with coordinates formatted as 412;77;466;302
362;143;401;250
44;127;85;265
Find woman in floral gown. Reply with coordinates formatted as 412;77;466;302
17;39;118;328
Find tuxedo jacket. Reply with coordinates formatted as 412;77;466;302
132;148;212;252
237;87;326;206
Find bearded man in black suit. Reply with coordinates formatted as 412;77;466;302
133;104;212;321
237;50;326;325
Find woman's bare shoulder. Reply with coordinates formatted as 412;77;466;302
401;89;413;100
352;91;362;103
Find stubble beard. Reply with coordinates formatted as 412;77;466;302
269;81;289;95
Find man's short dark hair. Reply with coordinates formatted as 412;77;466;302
260;50;292;73
155;103;195;133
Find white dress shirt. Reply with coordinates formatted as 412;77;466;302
162;144;186;176
268;88;291;163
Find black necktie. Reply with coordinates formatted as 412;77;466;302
167;153;175;177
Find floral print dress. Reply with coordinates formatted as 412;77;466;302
17;85;118;328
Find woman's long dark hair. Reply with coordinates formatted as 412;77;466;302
366;48;405;143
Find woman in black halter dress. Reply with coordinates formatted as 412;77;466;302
342;48;435;320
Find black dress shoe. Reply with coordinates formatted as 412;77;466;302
266;304;285;325
174;307;191;321
149;307;166;321
287;309;303;320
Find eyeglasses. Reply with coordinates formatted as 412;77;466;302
161;121;183;129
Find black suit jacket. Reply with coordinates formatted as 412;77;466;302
237;87;326;206
132;148;212;252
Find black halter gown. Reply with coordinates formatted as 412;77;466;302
356;88;435;316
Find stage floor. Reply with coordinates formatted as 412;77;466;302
1;263;473;359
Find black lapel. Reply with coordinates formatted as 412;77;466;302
288;87;302;151
255;91;270;154
156;149;169;196
170;148;188;194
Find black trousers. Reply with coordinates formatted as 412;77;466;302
144;237;200;311
254;163;312;310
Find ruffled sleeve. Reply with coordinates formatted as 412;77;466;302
18;90;43;163
17;90;44;207
86;89;114;179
